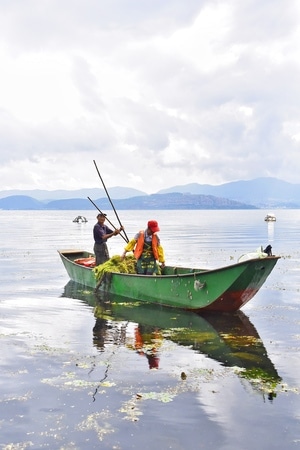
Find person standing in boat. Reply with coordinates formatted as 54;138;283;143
121;220;165;275
93;213;122;266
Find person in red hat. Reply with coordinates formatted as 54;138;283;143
121;220;165;275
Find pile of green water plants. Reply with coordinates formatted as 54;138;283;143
93;255;136;281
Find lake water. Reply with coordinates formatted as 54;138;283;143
0;209;299;449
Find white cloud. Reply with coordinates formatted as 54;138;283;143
0;0;300;192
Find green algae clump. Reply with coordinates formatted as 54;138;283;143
93;255;136;281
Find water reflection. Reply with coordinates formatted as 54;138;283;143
93;316;127;351
267;221;275;242
62;281;281;399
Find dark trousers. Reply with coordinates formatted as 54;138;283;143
94;242;109;266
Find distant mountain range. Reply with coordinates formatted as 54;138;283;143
0;193;256;210
0;177;299;210
0;186;146;201
157;177;300;208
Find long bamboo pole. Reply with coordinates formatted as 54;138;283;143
93;160;129;242
87;196;128;243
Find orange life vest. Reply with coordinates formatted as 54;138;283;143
134;231;159;260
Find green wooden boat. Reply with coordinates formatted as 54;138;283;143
58;249;280;312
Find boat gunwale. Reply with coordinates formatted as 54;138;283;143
58;249;280;279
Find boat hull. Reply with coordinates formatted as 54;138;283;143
58;250;280;312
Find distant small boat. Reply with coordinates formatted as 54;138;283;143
73;215;88;223
264;214;276;222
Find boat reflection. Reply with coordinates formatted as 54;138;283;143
62;281;281;399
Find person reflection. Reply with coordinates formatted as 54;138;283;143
134;325;162;369
93;316;127;351
93;317;108;351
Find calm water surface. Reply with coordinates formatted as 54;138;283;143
0;210;299;449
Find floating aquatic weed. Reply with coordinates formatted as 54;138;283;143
75;357;109;370
41;371;116;391
278;384;299;394
220;333;261;347
193;367;216;378
42;371;91;390
32;344;68;356
141;391;176;402
64;371;75;379
77;411;115;440
233;366;282;396
120;371;235;422
3;441;34;449
0;392;32;403
74;361;93;369
119;397;143;421
64;379;97;388
242;367;278;384
165;329;217;344
119;388;180;422
102;380;116;387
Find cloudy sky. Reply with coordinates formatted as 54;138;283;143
1;0;299;194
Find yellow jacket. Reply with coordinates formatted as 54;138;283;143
124;231;165;263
